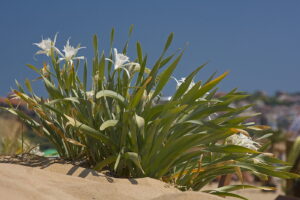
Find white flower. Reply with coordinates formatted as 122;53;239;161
110;48;130;70
227;133;260;151
173;77;196;90
86;90;94;99
106;48;140;77
172;77;211;100
57;39;85;65
33;34;57;56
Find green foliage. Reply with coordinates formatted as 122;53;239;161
204;184;275;200
285;137;300;197
288;137;300;166
0;133;37;156
0;137;23;155
2;28;299;198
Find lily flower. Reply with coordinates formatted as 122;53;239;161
33;34;57;56
172;77;211;100
172;77;195;90
86;90;94;99
106;48;139;77
113;48;129;70
57;39;85;65
227;133;260;151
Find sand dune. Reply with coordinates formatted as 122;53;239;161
0;155;283;200
0;161;223;200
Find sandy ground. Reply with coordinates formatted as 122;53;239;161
0;155;223;200
0;155;283;200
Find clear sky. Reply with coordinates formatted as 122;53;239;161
0;1;299;96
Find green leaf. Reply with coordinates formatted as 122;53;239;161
128;24;134;37
129;77;151;109
207;145;260;154
190;71;229;102
163;32;174;52
43;77;63;99
94;155;118;171
140;120;159;162
110;28;115;46
288;136;300;165
135;54;147;86
47;97;80;105
64;115;116;149
25;79;33;93
83;61;87;91
152;52;183;98
172;63;206;100
256;133;273;140
124;152;145;174
136;41;143;63
145;33;175;92
96;90;126;106
65;138;85;147
235;163;300;179
205;191;248;200
204;70;217;85
15;80;25;93
135;114;145;129
98;52;106;83
100;120;118;131
159;54;175;69
93;34;98;54
26;64;40;74
114;152;122;171
204;184;275;193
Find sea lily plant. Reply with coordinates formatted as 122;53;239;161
3;27;299;200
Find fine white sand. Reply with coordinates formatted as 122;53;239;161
0;161;224;200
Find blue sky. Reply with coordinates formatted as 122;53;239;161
0;1;299;96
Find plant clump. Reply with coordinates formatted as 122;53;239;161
3;27;299;198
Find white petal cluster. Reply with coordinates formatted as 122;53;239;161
57;40;85;65
106;48;140;77
33;34;57;56
113;48;129;70
227;133;260;151
86;90;94;99
34;34;85;65
105;48;130;70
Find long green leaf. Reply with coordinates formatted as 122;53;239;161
100;120;118;131
94;155;118;171
96;90;126;106
64;115;116;149
124;152;145;174
204;184;275;193
151;52;183;98
26;64;40;74
205;191;248;200
207;145;260;154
